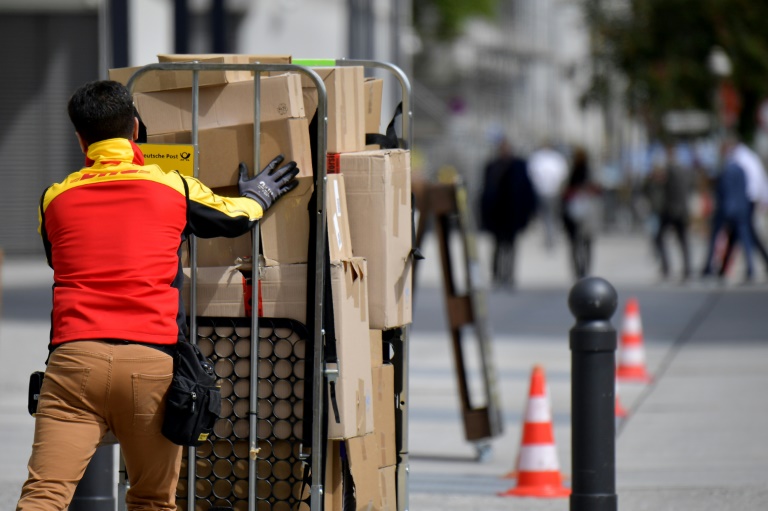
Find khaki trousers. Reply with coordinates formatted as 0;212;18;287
17;341;182;511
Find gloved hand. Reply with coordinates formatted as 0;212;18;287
238;155;300;212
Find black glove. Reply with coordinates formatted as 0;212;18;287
238;155;300;212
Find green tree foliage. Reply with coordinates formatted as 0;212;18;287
414;0;499;41
585;0;768;139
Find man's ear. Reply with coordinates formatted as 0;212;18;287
75;132;88;155
133;117;139;141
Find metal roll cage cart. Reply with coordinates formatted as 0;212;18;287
125;58;413;511
293;58;413;511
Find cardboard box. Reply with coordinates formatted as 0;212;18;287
261;176;314;266
134;74;305;136
326;437;394;511
346;434;382;511
327;257;373;439
301;67;365;153
260;173;352;266
370;329;383;367
181;233;252;267
157;53;292;84
378;465;397;511
324;440;343;511
181;266;248;317
109;66;227;93
326;174;354;263
340;149;413;329
148;117;313;188
262;258;373;438
259;263;309;323
372;364;396;468
364;78;384;135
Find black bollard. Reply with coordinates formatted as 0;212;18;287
70;445;115;511
568;277;618;511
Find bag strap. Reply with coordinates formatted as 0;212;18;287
365;102;407;150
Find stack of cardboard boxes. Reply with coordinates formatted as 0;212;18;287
111;54;411;510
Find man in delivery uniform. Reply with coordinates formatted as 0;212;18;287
17;80;299;510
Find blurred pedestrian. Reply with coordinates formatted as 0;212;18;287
718;138;768;277
528;141;568;251
560;146;601;279
701;136;754;282
644;142;692;281
480;138;537;288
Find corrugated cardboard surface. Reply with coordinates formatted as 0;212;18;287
147;117;313;188
341;149;413;329
157;54;292;84
181;266;248;317
301;67;365;153
261;176;313;266
364;77;384;135
180;233;252;268
372;364;396;468
110;55;292;93
326;174;354;263
346;434;382;511
369;329;383;366
324;441;343;511
378;465;397;511
327;257;373;439
134;74;304;136
258;263;309;323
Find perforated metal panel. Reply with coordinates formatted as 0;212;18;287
176;317;311;511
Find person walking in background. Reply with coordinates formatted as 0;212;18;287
701;136;754;282
480;137;537;289
560;146;601;279
644;142;692;281
718;138;768;278
528;141;568;251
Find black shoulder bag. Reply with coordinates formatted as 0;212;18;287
162;341;221;446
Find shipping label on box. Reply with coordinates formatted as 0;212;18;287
341;149;413;329
147;117;312;188
301;67;365;153
138;143;195;176
134;74;304;136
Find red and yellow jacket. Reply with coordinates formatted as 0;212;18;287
38;138;263;347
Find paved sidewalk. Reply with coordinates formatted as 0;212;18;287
2;226;767;510
405;227;768;510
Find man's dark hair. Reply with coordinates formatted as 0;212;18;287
68;80;135;145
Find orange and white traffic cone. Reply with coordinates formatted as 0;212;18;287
499;365;570;498
616;297;652;383
615;378;628;418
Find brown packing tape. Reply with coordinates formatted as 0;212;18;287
395;255;413;327
357;378;366;434
391;158;410;239
350;258;368;323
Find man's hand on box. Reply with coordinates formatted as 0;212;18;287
238;155;300;212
